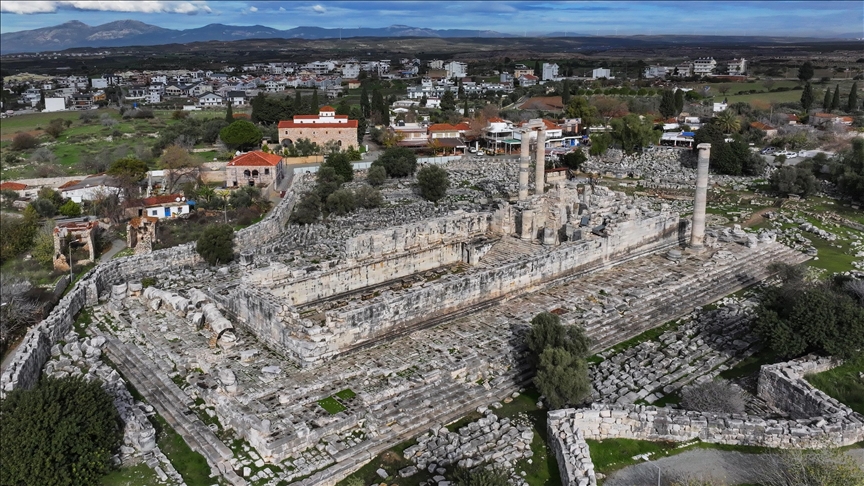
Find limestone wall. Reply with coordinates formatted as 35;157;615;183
547;356;864;486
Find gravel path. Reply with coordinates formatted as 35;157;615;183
602;448;864;486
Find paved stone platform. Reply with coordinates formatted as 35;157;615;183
87;240;806;485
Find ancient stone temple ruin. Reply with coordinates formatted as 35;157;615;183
52;219;99;271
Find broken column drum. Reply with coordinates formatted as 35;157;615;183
690;143;711;249
535;128;546;195
519;130;531;200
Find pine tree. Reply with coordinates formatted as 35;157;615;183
311;89;319;113
225;102;234;123
800;82;814;111
360;86;370;118
831;84;841;112
824;88;833;112
848;82;859;113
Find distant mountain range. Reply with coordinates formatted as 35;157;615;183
2;20;859;55
0;20;520;54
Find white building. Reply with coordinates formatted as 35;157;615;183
91;78;108;89
140;194;191;219
198;92;224;107
674;63;693;77
60;175;124;203
592;68;612;79
445;61;468;80
693;58;717;76
428;60;444;70
44;97;66;112
727;58;747;76
342;63;361;79
541;63;559;81
644;65;672;79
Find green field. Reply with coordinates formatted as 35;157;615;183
724;90;805;105
0;110;82;137
807;355;864;415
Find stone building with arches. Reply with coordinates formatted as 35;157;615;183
277;106;359;151
225;151;285;188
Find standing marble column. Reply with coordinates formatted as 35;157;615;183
519;130;531;200
534;128;546;195
690;143;711;250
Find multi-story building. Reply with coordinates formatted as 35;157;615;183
444;61;468;80
727;58;748;76
541;63;559;81
674;63;694;77
342;63;361;79
592;68;612;79
692;58;717;76
513;64;534;78
278;106;359;151
644;65;672;79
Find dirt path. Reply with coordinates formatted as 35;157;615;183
742;206;777;227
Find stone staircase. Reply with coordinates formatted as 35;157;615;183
584;243;808;352
476;236;547;268
90;323;246;486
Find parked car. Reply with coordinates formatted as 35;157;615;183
760;147;777;155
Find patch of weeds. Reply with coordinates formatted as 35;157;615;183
806;355;864;415
334;388;356;400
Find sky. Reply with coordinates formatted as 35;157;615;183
0;1;862;37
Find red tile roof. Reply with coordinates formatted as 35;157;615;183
750;121;775;131
429;123;457;132
142;194;186;206
291;114;349;120
227;151;284;167
453;122;470;131
319;105;335;111
0;182;28;191
58;180;82;189
278;120;359;129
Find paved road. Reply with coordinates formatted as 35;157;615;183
603;447;864;486
99;238;126;262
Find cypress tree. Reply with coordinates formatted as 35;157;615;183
831;84;841;112
848;82;859;112
561;80;571;106
659;90;676;118
225;102;234;123
311;89;319;112
674;89;685;115
294;90;303;114
360;86;370;118
800;83;814;111
823;88;833;112
534;60;541;77
463;98;469;117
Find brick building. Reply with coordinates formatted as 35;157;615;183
277;106;359;151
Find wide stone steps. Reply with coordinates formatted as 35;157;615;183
93;326;245;486
585;244;806;352
476;237;547;268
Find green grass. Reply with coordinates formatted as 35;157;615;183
336;437;430;486
100;462;161;486
806;355;864;415
149;413;213;486
334;388;356;400
317;396;346;414
723;90;805;105
592;319;681;362
806;236;859;274
718;348;778;381
0;110;83;137
497;388;562;486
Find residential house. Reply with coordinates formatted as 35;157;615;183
518;74;539;87
278;106;359;151
188;83;213;97
164;84;184;97
592;68;612;80
91;77;109;89
71;93;95;109
750;121;778;138
541;63;559;81
693;58;717;76
644;65;672;79
445;61;468;79
513;65;534;78
139;194;191;219
674;63;693;77
428;122;470;139
0;182;31;198
125;88;147;101
226;91;248;107
60;174;124;203
515;119;564;144
483;117;515;153
226;151;285;188
727;58;747;76
198;92;224;107
342;63;361;79
391;121;429;148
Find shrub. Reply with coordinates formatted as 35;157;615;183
219;120;262;151
373;147;417;177
416;165;450;202
760;448;864;486
0;376;122;486
45;118;65;138
141;277;157;288
196;224;234;266
680;379;747;413
29;198;56;218
527;312;592;409
321;151;354;182
366;165;387;186
172;110;189;119
769;166;817;198
325;188;356;216
58;200;81;217
10;132;38;151
354;185;383;209
30;221;55;266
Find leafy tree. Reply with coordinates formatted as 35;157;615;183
290;193;322;224
416;165;450;202
158;145;201;193
367;165;387;186
823;88;833;112
753;275;864;359
565;97;598;127
219;120;262;151
714;109;741;134
251;92;295;124
10;132;37;151
559;150;587;171
769;166;817;197
440;90;456;112
609;114;658;154
0;376;122;486
534;346;591;409
526;312;591;366
371;88;389;125
314;166;344;203
45;118;66;139
659;89;677;118
354;185;383;209
325;188;356;215
321;151;354;182
831;83;841;112
673;88;685;115
0;210;38;264
797;61;814;82
107;157;148;198
847;82;858;112
30;198;56;218
196;224;234;265
835;138;864;202
373;147;417;177
201;118;230;144
800;82;814;111
30;221;56;266
588;132;611;156
420;94;428;107
58;200;82;217
225;103;234;123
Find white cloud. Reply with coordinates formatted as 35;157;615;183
278;6;285;11
248;6;257;12
312;4;326;14
0;1;212;15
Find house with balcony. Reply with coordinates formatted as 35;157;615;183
693;58;717;76
198;92;224;107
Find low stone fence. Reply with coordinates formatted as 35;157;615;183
547;355;864;486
